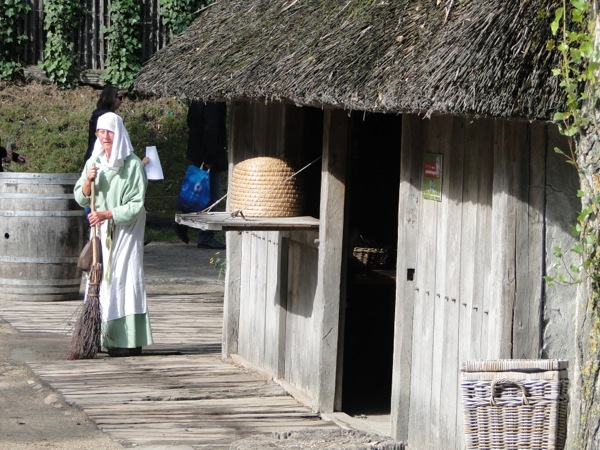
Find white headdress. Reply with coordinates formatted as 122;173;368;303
91;112;134;170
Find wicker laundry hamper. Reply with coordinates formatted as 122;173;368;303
230;157;304;217
460;359;569;450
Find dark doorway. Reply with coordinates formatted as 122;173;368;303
341;112;401;415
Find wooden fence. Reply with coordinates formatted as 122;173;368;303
18;0;171;72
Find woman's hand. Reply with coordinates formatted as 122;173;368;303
82;164;97;197
142;156;150;166
88;210;113;226
86;164;98;182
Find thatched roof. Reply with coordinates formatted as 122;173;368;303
135;0;564;119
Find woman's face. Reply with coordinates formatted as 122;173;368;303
113;93;123;111
97;129;114;153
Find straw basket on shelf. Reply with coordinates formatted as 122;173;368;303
230;157;304;217
460;359;569;450
352;247;394;269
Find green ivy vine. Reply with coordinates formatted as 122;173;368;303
40;0;84;87
0;0;31;80
550;0;598;139
102;0;142;88
548;1;600;446
159;0;210;35
545;0;599;286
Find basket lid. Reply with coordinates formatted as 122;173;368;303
460;359;568;373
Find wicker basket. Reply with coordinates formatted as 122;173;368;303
352;247;393;269
230;157;304;217
460;359;569;450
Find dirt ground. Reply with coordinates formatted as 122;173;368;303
0;241;223;449
0;321;124;450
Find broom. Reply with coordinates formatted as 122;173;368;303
67;181;103;360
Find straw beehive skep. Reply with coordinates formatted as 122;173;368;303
230;157;304;217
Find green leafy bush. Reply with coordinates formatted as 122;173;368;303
40;0;84;87
103;0;142;88
0;0;30;80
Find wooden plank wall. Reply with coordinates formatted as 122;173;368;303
436;115;464;446
515;122;546;358
464;118;494;362
392;114;549;449
225;101;282;359
237;231;285;375
228;102;287;377
226;102;338;411
284;239;320;397
227;102;320;383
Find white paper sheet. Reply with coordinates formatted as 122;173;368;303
144;146;164;180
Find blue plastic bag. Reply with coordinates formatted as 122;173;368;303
176;165;211;213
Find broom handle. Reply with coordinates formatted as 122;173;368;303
91;180;99;265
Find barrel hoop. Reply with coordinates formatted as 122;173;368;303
0;293;80;302
0;277;82;286
0;174;79;184
0;284;80;291
0;193;74;199
0;210;84;217
0;256;79;263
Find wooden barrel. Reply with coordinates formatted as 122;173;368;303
0;173;84;301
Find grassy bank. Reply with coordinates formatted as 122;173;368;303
0;81;191;237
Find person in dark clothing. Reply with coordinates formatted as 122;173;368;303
84;85;123;164
176;101;227;249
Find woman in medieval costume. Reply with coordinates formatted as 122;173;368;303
74;112;153;357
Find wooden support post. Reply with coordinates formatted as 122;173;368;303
391;113;424;440
315;109;348;413
222;101;251;357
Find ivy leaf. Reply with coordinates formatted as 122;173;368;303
558;273;569;284
551;8;564;35
571;0;586;11
572;243;585;255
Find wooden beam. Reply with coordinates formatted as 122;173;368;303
512;121;545;358
315;109;348;413
391;113;424;440
176;212;319;231
222;101;249;357
488;119;528;358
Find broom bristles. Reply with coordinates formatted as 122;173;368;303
67;263;103;360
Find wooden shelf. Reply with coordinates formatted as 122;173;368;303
175;211;320;231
